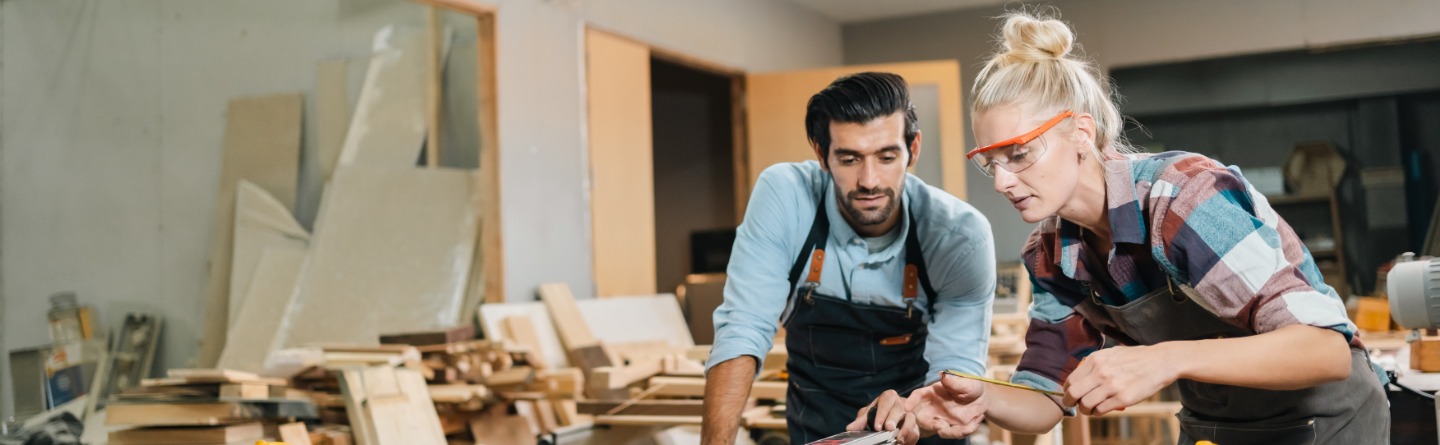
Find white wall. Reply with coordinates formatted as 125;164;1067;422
0;0;841;419
843;0;1440;263
494;0;842;304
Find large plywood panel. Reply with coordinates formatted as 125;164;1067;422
229;181;309;324
316;58;351;184
586;29;656;297
197;93;303;367
218;246;307;374
744;61;966;203
277;165;478;348
576;294;694;348
338;28;428;168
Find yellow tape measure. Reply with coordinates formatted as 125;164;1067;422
942;370;1064;397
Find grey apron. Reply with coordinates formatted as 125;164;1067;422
1071;277;1390;444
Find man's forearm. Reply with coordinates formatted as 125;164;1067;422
702;356;758;445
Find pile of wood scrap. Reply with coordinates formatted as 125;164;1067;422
107;368;320;445
378;326;589;440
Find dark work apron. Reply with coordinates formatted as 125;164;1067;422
782;199;965;444
1072;275;1390;444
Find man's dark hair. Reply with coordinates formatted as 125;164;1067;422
804;72;919;166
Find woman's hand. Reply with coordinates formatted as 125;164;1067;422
903;373;988;439
1062;344;1180;415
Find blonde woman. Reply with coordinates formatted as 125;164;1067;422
891;8;1388;445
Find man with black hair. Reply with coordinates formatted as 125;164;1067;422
701;72;996;445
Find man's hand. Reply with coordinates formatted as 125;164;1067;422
845;390;922;444
904;373;987;439
1062;344;1179;416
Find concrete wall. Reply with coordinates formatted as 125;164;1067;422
0;0;841;419
843;0;1440;262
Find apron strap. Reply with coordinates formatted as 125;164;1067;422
903;206;939;319
787;199;830;291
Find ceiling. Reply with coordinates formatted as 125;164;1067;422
785;0;1012;23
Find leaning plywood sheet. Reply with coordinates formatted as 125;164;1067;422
229;181;309;325
218;246;308;374
477;302;569;368
276;165;478;348
338;26;429;167
197;93;303;367
577;294;694;348
315;58;350;184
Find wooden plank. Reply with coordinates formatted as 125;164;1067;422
105;402;261;426
593;415;701;426
279;422;314;445
647;376;787;401
474;12;504;306
412;0;496;15
338;28;426;167
380;325;474;346
336;369;378;445
197;93;304;367
163;369;287;386
484;366;535;387
585;28;657;296
278;166;478;348
501;315;548;369
537;283;596;350
228;181;309;326
218;383;268;400
108;422;263;444
590;359;663;391
397;368;449;444
218;245;307;374
428;384;491;404
315;58;351;184
577;400;704;416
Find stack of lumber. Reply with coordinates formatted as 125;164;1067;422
107;368;319;445
379;326;587;440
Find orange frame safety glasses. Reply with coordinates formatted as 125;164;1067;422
966;110;1074;160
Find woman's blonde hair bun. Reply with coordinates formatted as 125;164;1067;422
999;12;1074;62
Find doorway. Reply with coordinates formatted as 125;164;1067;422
650;58;738;295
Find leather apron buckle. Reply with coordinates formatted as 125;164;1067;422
879;333;913;346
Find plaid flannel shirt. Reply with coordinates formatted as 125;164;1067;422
1009;151;1358;395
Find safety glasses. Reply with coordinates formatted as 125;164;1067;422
966;110;1073;177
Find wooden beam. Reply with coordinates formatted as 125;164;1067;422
410;0;495;15
537;283;596;350
593;415;701;426
647;376;786;401
589;359;663;391
475;13;503;304
576;400;704;416
501;316;549;369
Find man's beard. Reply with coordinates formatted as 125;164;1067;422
837;184;898;227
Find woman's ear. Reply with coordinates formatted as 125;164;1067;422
1072;113;1097;146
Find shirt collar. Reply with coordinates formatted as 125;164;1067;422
1051;155;1147;279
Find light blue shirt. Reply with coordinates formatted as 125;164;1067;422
707;161;995;382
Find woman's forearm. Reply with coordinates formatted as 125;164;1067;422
1167;324;1351;390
